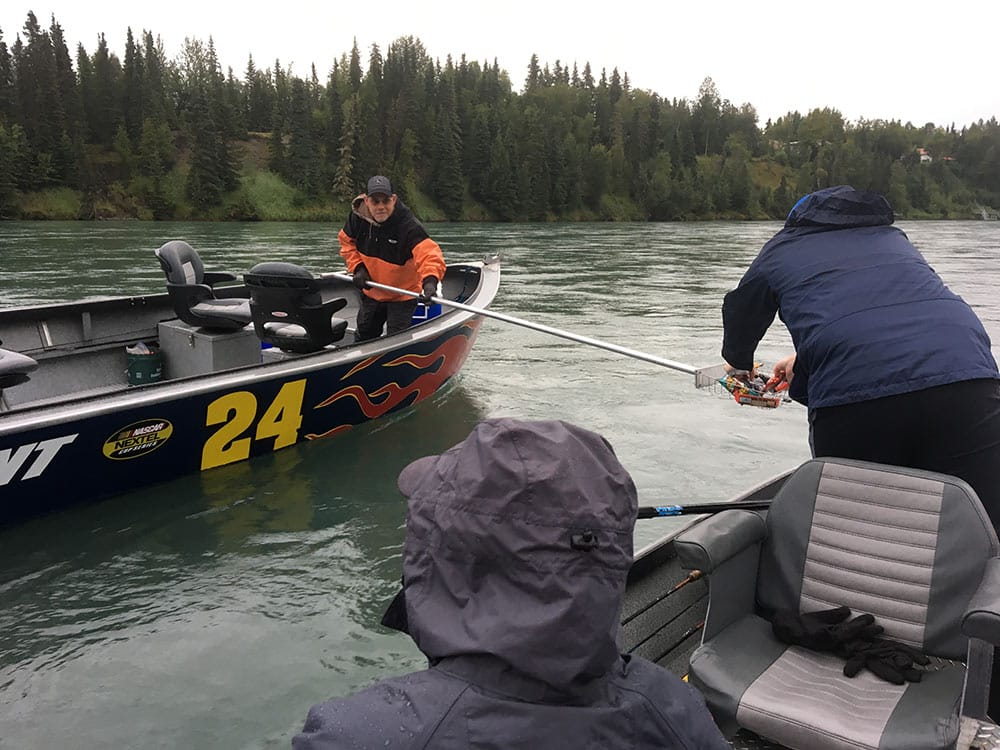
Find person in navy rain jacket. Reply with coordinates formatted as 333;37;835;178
722;185;1000;717
293;418;729;750
722;186;1000;523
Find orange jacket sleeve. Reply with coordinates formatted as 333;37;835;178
338;228;363;273
412;237;446;283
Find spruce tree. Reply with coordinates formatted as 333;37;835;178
431;63;464;220
0;123;22;216
0;29;12;124
122;28;144;144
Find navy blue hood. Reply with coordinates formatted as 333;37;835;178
396;418;638;693
785;185;894;229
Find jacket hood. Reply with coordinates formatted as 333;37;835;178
784;185;894;228
396;418;638;694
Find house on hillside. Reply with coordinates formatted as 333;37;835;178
917;147;932;164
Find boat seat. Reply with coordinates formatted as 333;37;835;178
0;346;38;388
244;262;350;354
154;240;252;331
674;457;1000;750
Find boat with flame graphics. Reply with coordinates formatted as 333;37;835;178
0;245;499;525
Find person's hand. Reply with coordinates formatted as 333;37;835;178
352;264;370;290
723;361;755;382
419;277;438;305
769;353;796;390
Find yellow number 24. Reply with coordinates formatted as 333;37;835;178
201;379;307;470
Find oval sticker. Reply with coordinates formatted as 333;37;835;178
103;419;174;460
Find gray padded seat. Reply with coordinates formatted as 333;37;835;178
154;240;252;330
675;458;1000;750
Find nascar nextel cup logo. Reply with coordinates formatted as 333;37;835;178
103;419;174;460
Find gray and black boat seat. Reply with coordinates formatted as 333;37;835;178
675;457;1000;750
154;240;252;331
0;347;38;388
244;262;350;354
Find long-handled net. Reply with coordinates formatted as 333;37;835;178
331;270;794;410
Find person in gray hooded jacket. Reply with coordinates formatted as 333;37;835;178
293;418;728;750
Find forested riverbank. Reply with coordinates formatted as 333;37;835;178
2;11;998;222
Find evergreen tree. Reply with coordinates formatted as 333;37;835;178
286;78;317;194
692;76;721;155
0;29;13;124
90;34;123;146
582;143;610;211
122;28;144;144
49;19;79;137
593;69;612;146
185;88;224;208
268;109;285;174
347;39;362;93
332;96;359;200
430;62;464;219
322;61;345;188
486;127;517;219
352;47;382;181
0;122;23;216
244;56;274;132
525;54;541;93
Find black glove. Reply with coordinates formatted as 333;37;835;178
419;276;438;305
772;607;883;652
352;264;370;290
840;637;929;684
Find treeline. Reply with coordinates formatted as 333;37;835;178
1;11;999;221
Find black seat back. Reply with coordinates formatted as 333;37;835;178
155;239;207;286
244;262;349;353
154;240;250;330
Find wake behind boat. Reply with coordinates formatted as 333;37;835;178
0;247;500;526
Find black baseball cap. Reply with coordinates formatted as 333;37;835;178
366;175;393;196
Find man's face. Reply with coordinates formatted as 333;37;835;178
365;193;396;222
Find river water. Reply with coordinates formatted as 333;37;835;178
1;220;998;748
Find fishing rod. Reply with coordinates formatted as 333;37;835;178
324;271;729;388
636;500;772;518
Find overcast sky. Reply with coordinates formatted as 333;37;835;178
3;1;997;129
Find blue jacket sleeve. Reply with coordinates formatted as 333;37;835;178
721;274;778;371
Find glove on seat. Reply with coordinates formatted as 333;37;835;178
772;606;929;684
772;606;883;652
838;637;931;684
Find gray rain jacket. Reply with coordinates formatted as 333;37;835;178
293;419;728;750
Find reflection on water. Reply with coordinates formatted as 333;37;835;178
2;220;999;748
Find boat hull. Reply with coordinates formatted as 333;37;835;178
0;261;498;524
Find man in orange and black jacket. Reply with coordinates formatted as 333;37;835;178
338;175;446;342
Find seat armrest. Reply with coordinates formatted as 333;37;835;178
962;557;1000;646
675;510;767;573
203;270;238;286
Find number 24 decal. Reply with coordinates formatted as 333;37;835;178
201;380;307;470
